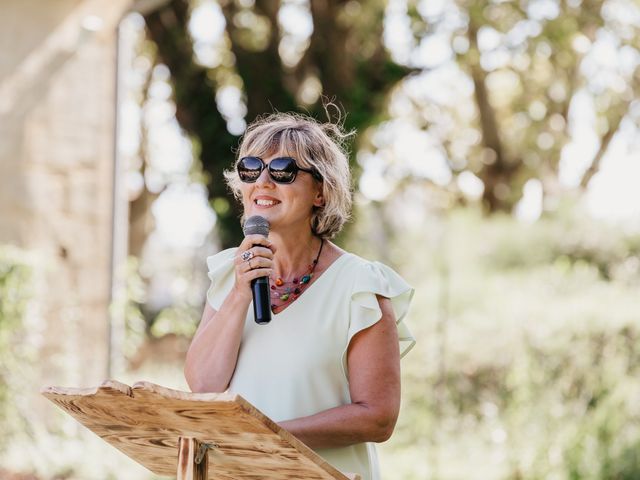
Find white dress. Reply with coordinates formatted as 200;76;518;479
206;248;415;480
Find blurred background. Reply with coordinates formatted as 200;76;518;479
1;0;639;479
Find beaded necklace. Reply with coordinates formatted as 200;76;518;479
270;238;324;313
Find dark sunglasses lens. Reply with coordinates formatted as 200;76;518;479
238;157;263;182
268;158;297;183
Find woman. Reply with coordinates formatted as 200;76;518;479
184;112;415;480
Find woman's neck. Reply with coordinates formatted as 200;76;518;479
269;229;321;279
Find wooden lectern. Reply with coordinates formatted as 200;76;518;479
42;380;360;480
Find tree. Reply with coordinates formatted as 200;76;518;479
397;0;639;212
143;0;414;247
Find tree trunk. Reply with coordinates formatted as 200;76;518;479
467;18;518;212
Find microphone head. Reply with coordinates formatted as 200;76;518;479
243;215;270;237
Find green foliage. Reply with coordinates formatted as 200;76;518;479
0;246;33;447
150;304;199;338
479;210;640;282
112;255;200;360
110;256;148;361
375;208;640;480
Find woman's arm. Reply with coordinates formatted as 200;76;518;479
184;236;275;393
278;295;401;448
184;295;248;393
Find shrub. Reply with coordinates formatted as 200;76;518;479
0;246;33;447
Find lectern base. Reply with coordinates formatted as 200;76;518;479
178;437;209;480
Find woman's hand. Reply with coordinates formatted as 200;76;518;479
231;234;276;301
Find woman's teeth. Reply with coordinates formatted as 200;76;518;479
256;199;277;206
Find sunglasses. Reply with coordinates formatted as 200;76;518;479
237;156;322;184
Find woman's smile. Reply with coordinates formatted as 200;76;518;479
254;196;281;208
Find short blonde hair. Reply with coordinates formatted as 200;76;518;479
224;112;353;239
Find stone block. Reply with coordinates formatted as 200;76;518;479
65;170;101;216
74;264;111;304
22;168;66;213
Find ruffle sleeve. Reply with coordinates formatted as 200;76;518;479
342;260;416;379
205;248;237;310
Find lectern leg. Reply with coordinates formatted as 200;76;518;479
177;437;208;480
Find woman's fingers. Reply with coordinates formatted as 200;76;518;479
236;249;274;267
234;237;274;295
244;256;272;270
235;236;275;267
240;257;271;274
239;234;273;251
244;246;274;259
245;268;272;281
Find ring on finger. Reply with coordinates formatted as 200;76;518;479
241;250;254;262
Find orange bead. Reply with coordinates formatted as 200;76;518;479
275;278;284;286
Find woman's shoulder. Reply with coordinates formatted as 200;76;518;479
206;247;238;268
321;242;375;267
206;248;238;282
332;248;398;274
334;249;413;293
205;248;238;308
338;249;416;359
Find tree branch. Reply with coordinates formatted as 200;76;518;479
579;109;626;189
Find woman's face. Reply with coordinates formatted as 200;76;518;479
239;152;324;233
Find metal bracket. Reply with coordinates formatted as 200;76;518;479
195;442;217;464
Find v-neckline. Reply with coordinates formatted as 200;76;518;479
270;252;351;316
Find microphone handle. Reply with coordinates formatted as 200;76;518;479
251;276;271;324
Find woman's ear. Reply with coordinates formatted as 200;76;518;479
313;190;325;207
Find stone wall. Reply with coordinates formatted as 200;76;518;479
0;0;131;389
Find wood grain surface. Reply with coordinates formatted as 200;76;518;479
41;380;360;480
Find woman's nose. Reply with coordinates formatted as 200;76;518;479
255;166;274;186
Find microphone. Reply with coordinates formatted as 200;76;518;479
242;215;272;324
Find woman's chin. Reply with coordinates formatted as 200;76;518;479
245;208;280;226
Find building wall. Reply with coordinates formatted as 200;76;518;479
0;0;130;389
